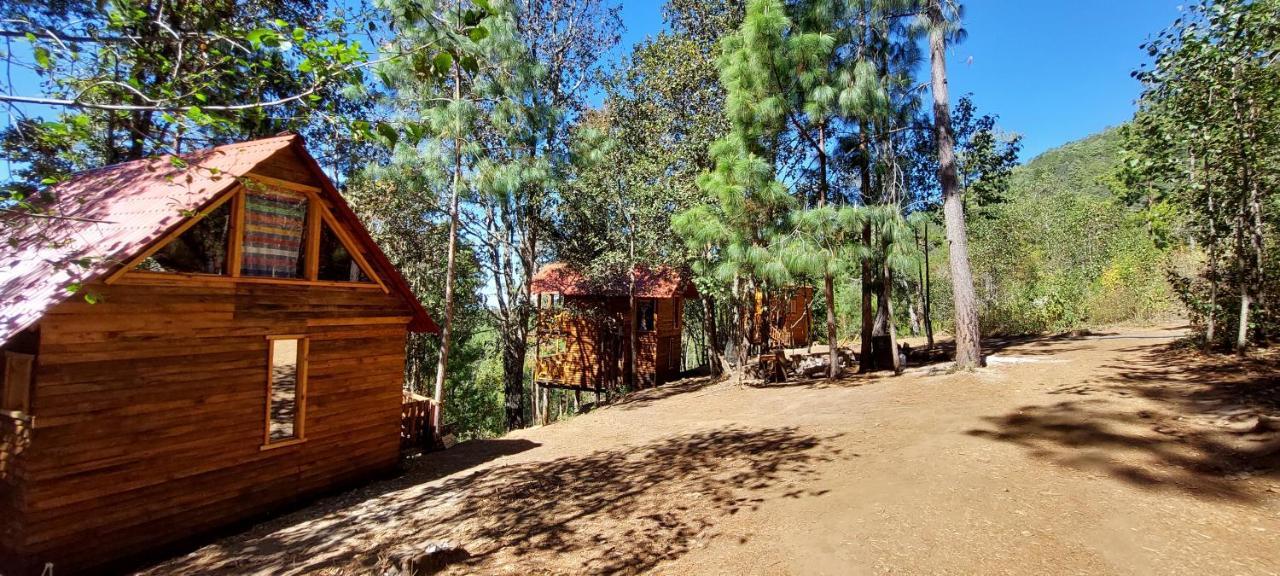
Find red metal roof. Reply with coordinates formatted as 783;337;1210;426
0;134;437;344
530;262;698;299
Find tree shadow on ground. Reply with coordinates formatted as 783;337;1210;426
968;343;1280;503
608;376;720;411
406;437;543;481
143;427;841;576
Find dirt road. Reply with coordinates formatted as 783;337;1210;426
144;326;1280;575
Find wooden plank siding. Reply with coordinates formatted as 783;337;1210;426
10;278;412;574
751;287;813;349
537;296;685;391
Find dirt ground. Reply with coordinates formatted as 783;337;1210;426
142;325;1280;576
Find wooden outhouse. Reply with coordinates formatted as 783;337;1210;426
531;263;697;391
0;134;436;575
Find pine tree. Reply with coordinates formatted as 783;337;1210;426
675;0;799;377
926;0;983;368
375;0;514;430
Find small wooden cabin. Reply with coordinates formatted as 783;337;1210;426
531;263;697;391
0;134;436;575
751;286;814;349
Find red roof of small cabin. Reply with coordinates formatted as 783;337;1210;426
0;134;437;345
531;262;698;299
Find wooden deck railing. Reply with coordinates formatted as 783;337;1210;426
401;394;436;450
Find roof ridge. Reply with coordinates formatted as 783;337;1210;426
56;134;302;182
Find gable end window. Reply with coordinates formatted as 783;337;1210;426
135;200;232;275
241;188;310;279
126;183;389;289
316;219;374;283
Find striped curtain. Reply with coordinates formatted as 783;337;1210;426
241;188;308;278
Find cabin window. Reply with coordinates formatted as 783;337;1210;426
316;220;373;283
265;337;307;446
1;352;34;413
636;299;656;332
242;188;309;279
136;200;232;274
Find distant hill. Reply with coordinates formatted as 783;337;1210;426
1008;127;1124;199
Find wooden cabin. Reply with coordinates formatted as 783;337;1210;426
751;286;815;349
531;263;697;391
0;134;437;575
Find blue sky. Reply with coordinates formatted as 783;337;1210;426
615;0;1181;161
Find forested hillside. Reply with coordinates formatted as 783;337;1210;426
1009;128;1125;198
956;127;1179;335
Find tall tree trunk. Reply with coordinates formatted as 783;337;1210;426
627;222;640;390
1201;151;1218;348
1206;268;1218;345
704;295;723;376
756;277;771;353
490;205;530;431
928;0;982;368
1247;167;1267;347
858;130;875;372
532;295;542;424
1235;195;1250;355
1229;67;1260;354
824;274;839;377
1238;286;1251;355
817;124;840;379
503;330;527;429
1240;74;1268;346
431;61;464;433
881;263;902;373
907;293;921;337
628;291;639;389
921;223;935;348
734;275;749;384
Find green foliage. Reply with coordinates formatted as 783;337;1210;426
674;0;803;301
1124;0;1280;350
342;172;496;436
1;0;374;196
1012;128;1124;199
9;0;1225;441
446;328;507;441
957;128;1179;335
554;0;743;283
953;97;1022;212
370;0;621;430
